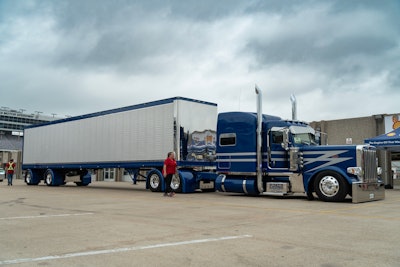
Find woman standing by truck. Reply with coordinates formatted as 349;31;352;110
163;152;177;197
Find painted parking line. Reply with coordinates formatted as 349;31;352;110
0;213;94;220
0;235;252;265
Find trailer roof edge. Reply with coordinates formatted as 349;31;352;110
24;97;217;129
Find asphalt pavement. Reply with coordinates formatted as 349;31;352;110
1;179;399;267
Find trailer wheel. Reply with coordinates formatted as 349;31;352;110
170;174;182;193
44;169;59;186
314;171;349;202
25;169;39;185
148;170;162;192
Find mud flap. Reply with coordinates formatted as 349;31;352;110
352;182;385;203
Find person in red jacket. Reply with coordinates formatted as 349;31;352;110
6;159;16;186
162;152;177;197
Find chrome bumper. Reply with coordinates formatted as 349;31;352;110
352;182;385;203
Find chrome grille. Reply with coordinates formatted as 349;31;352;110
363;148;377;183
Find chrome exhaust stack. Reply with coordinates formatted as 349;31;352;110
290;94;297;121
255;85;263;194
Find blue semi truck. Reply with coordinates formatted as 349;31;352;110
215;88;384;203
22;87;384;203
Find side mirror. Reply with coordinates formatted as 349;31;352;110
316;131;328;145
281;129;290;151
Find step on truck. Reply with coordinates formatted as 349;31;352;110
214;86;385;203
22;97;218;193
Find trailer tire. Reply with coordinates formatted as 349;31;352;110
44;169;62;186
25;169;39;185
44;169;54;186
170;174;182;193
148;170;162;192
314;171;349;202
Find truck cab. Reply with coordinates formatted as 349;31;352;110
215;111;385;203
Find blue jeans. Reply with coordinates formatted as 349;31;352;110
7;173;13;185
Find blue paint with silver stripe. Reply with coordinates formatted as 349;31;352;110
215;112;362;195
216;112;280;174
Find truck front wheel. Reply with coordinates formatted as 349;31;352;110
314;171;349;202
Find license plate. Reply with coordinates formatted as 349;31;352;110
269;183;283;192
271;184;283;189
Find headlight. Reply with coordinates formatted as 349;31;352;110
347;167;363;176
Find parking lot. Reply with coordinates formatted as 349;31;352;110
1;179;400;267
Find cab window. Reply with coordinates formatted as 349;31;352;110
271;131;283;144
219;133;236;146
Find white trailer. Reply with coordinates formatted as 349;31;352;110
23;97;218;192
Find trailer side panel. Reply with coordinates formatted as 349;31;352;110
23;103;174;165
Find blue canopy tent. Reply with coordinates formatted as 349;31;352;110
365;127;400;152
365;127;400;189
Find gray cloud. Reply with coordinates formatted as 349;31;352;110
245;2;399;65
242;1;400;99
1;0;399;121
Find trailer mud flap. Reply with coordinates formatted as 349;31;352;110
352;182;385;203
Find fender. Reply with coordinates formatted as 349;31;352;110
303;166;353;193
178;170;196;193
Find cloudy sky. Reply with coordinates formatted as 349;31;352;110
1;0;399;122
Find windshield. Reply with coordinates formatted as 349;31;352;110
290;125;318;146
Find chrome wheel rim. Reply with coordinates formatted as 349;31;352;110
45;173;52;185
26;173;32;183
170;175;180;190
319;176;339;197
149;174;160;189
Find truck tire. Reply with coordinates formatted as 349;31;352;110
314;171;349;202
148;170;162;192
170;174;182;193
